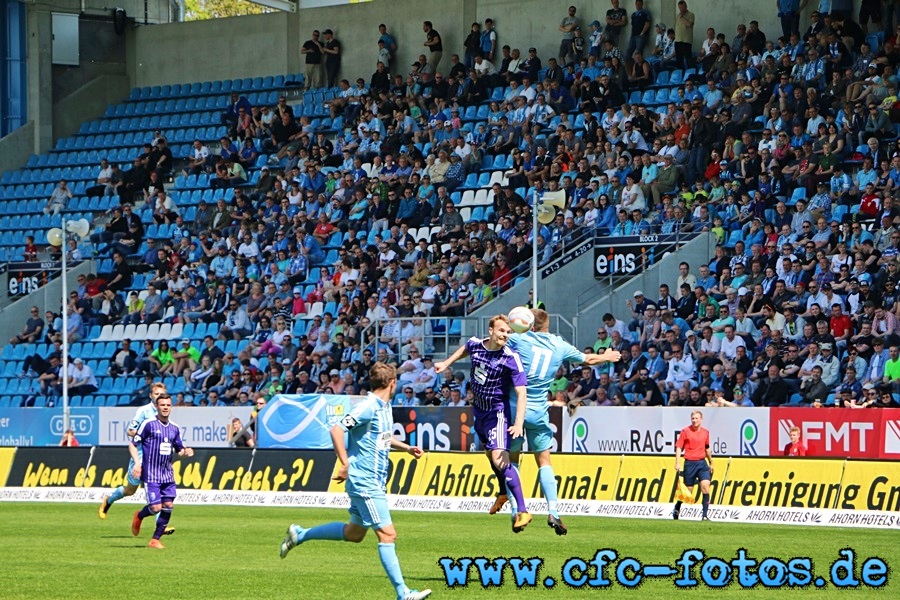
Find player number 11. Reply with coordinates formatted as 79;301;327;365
528;347;553;379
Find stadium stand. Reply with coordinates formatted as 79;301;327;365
1;6;900;411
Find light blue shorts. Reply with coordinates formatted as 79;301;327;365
510;407;553;453
348;493;392;530
126;457;141;487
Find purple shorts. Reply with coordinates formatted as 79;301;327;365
145;481;177;505
473;404;511;451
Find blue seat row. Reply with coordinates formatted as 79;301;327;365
128;73;302;101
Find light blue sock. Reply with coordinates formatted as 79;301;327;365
378;542;408;599
302;522;346;542
107;486;125;505
539;465;560;518
507;464;519;517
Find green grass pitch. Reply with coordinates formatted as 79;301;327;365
0;502;897;599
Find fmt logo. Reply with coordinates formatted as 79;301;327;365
779;418;874;454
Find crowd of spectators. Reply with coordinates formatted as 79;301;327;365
17;2;900;408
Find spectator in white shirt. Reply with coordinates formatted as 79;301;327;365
68;358;98;396
661;344;695;393
718;325;746;362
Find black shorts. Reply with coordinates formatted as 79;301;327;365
682;459;711;486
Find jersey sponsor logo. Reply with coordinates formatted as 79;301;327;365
341;415;358;429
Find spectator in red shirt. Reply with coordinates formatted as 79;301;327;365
59;429;80;447
312;213;337;246
859;182;881;219
829;303;853;353
491;255;513;291
784;426;807;456
24;235;38;262
291;286;308;317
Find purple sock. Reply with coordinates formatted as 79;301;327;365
503;464;527;513
153;508;171;540
138;505;154;520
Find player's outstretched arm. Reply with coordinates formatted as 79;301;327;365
391;438;424;458
330;424;351;481
434;344;469;374
582;349;623;365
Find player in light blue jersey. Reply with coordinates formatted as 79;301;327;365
280;363;431;600
99;381;173;535
503;309;620;534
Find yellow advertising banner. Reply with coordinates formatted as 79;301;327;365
518;454;620;501
617;455;724;504
415;452;501;498
716;458;843;508
837;460;900;512
327;451;430;495
0;448;15;487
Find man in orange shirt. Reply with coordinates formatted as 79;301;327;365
673;410;714;521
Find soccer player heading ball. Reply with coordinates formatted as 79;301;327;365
440;309;621;535
435;314;533;533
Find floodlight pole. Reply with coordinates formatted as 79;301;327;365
60;219;70;434
531;189;539;310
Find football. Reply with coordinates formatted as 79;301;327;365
507;306;535;333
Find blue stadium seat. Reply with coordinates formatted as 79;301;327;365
788;187;806;206
653;70;670;87
724;230;742;249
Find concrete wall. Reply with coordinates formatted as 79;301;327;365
125;0;820;89
573;233;716;350
128;12;292;87
0;122;35;176
53;74;132;141
23;0;173;153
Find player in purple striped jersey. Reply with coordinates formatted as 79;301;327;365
128;394;194;549
435;314;533;532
